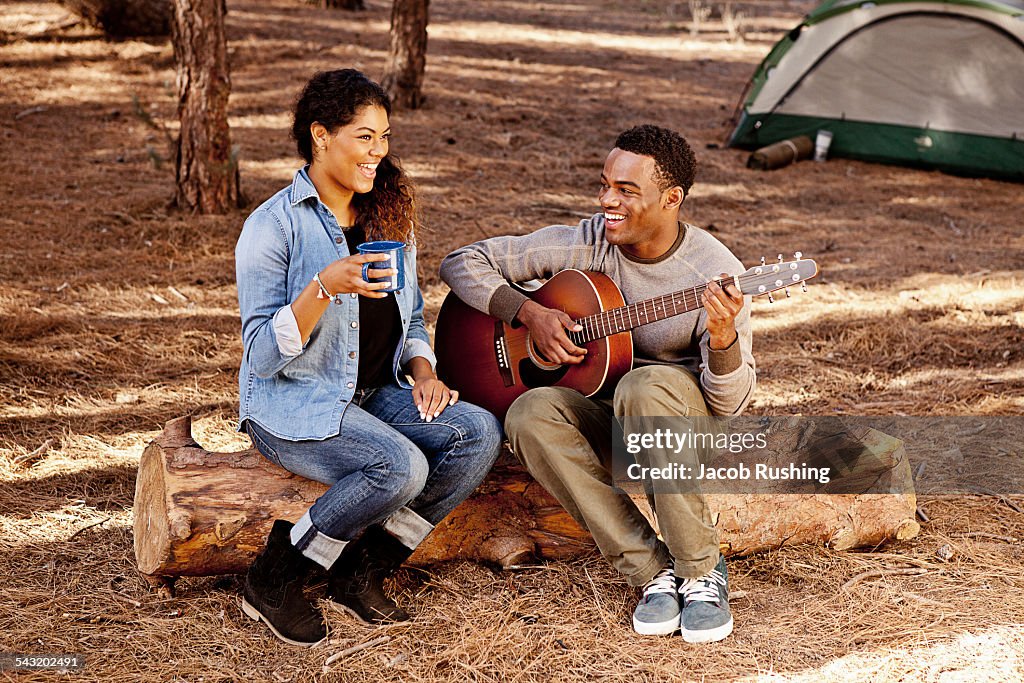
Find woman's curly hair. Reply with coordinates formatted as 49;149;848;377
292;69;417;244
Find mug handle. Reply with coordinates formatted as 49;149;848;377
361;254;391;283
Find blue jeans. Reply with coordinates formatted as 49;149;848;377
245;383;502;567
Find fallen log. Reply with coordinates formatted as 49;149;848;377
133;416;918;590
618;416;923;554
132;416;592;585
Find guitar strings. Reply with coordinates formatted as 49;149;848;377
567;270;796;345
567;280;716;346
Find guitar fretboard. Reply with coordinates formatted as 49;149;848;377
566;278;728;345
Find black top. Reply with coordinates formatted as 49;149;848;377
343;225;403;390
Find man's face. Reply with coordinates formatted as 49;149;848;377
598;148;677;255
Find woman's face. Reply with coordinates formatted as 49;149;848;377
313;104;390;195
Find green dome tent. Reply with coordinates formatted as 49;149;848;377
727;0;1024;181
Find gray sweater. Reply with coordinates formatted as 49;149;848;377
439;213;756;416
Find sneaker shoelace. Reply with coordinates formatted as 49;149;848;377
641;567;677;601
679;568;726;604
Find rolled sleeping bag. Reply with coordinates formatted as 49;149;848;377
747;136;814;170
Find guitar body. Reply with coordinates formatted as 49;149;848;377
436;255;819;422
435;270;634;421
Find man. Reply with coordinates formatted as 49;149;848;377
439;124;755;643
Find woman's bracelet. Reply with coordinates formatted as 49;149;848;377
314;272;335;301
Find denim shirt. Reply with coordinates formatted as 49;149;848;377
235;167;436;440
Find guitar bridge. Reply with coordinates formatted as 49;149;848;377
493;320;514;387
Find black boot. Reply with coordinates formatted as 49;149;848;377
241;519;327;647
326;525;415;624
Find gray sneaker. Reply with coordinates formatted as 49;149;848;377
679;555;733;643
632;565;679;635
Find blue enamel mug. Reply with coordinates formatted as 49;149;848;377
358;241;406;292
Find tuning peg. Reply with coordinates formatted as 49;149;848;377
767;292;775;303
785;288;791;298
777;254;783;263
760;256;766;266
794;251;802;260
801;282;808;293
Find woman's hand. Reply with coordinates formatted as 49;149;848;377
319;253;395;299
411;375;459;422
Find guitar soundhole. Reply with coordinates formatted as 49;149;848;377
518;359;570;389
526;332;565;370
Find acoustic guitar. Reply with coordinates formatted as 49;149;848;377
435;255;818;420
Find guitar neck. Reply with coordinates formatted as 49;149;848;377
561;257;817;345
566;278;730;345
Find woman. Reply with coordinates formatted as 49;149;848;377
234;69;502;647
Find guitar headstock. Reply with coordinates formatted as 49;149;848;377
736;252;818;302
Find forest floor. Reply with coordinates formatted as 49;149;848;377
1;0;1022;680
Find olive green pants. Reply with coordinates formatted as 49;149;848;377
505;365;719;586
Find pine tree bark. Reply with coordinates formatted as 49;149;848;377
170;0;239;214
133;416;919;588
380;0;429;109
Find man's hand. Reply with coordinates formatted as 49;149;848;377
702;274;744;350
516;300;587;365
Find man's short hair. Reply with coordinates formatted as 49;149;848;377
614;125;697;197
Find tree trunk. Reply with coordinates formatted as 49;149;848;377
380;0;429;109
133;416;919;589
58;0;171;37
170;0;239;214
